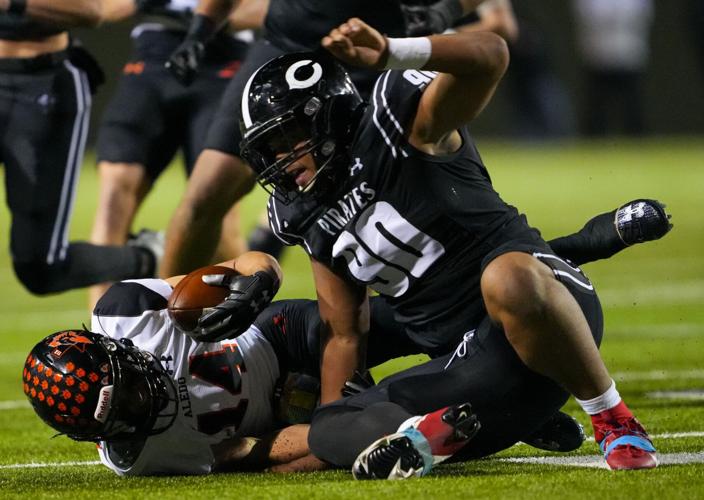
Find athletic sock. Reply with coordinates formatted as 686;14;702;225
575;379;622;415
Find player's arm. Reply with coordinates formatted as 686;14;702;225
311;259;369;404
0;0;102;26
98;0;136;23
165;0;241;84
322;18;508;152
211;424;327;472
455;0;519;43
227;0;267;31
165;250;282;287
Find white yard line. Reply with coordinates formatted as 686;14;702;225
612;369;704;381
496;451;704;469
0;460;100;470
598;281;704;306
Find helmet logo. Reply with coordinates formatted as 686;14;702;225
94;385;113;423
47;331;95;358
285;60;323;90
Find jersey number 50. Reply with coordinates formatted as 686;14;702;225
332;201;445;297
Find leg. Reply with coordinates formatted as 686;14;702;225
4;61;155;295
160;149;255;277
481;251;609;398
481;250;656;469
88;161;152;307
548;199;672;266
213;201;247;263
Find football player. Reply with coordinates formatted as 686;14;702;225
159;0;486;277
237;19;670;476
0;0;163;295
23;197;670;475
87;0;266;308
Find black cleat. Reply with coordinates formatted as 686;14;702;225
614;199;672;246
522;411;586;452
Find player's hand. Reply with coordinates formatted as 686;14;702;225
193;271;280;342
322;18;389;70
165;38;205;86
401;0;463;36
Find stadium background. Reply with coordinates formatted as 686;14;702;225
1;1;704;497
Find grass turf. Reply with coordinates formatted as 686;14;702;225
0;137;703;498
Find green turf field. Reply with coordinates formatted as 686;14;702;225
1;138;703;498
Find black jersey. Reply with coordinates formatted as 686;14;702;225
264;0;406;53
268;69;549;352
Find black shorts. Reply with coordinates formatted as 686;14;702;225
0;51;91;265
204;38;383;156
312;251;603;463
96;28;249;178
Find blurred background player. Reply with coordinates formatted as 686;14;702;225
0;0;165;295
573;0;654;136
87;0;266;308
158;0;485;278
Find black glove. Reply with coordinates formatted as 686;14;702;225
341;370;375;397
134;0;169;14
165;13;216;85
401;0;463;36
192;271;280;343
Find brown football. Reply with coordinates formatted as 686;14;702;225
167;265;239;333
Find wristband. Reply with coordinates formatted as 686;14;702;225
186;13;217;43
383;37;432;70
8;0;27;16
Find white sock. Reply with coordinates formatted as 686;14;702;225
575;379;622;415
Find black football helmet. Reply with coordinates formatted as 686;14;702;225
23;330;177;442
239;51;364;203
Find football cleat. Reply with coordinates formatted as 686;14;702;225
591;402;657;470
522;411;586;452
614;199;672;246
352;403;480;480
128;229;165;277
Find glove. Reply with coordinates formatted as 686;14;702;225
341;370;375;397
401;0;463;36
165;13;216;85
192;271;280;343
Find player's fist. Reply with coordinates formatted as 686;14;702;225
193;271;280;343
322;18;389;69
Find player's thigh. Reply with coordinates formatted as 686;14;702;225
3;63;90;262
96;68;177;176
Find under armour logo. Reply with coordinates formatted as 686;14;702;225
618;202;646;223
160;355;174;375
350;158;364;176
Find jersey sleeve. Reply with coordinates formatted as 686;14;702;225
366;69;438;152
91;279;172;343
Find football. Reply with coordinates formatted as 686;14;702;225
167;265;239;333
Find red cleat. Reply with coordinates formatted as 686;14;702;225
591;402;658;470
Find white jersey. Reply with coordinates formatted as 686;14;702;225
91;279;281;476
